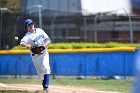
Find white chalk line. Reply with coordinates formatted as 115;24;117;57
0;83;6;87
0;83;40;90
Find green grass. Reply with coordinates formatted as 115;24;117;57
11;42;140;50
51;79;132;93
0;77;132;93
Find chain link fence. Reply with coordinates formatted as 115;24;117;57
1;9;140;49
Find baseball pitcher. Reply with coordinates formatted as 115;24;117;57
20;19;51;92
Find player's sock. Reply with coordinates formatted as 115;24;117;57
44;74;50;88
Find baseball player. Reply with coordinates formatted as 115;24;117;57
20;19;51;92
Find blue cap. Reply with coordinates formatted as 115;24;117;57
24;19;34;29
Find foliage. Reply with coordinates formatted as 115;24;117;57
0;0;20;12
12;45;27;50
11;42;140;50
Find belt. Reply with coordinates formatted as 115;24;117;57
32;53;43;56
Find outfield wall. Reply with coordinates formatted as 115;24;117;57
0;48;137;76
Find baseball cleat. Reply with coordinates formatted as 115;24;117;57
43;88;48;93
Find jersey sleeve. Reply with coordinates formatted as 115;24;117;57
20;36;29;45
41;29;51;42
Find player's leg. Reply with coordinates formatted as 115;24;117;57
42;51;51;91
43;74;50;90
31;55;47;90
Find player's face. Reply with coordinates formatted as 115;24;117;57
27;23;35;32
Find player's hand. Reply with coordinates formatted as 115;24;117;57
26;44;31;49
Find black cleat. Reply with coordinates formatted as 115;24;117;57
43;88;48;93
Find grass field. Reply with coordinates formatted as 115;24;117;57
0;77;133;93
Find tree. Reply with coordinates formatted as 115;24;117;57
0;0;20;12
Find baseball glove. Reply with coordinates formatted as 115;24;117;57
31;46;45;54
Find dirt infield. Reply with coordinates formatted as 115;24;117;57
0;83;121;93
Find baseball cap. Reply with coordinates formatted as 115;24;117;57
24;19;34;29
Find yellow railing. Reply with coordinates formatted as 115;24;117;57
0;47;136;54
